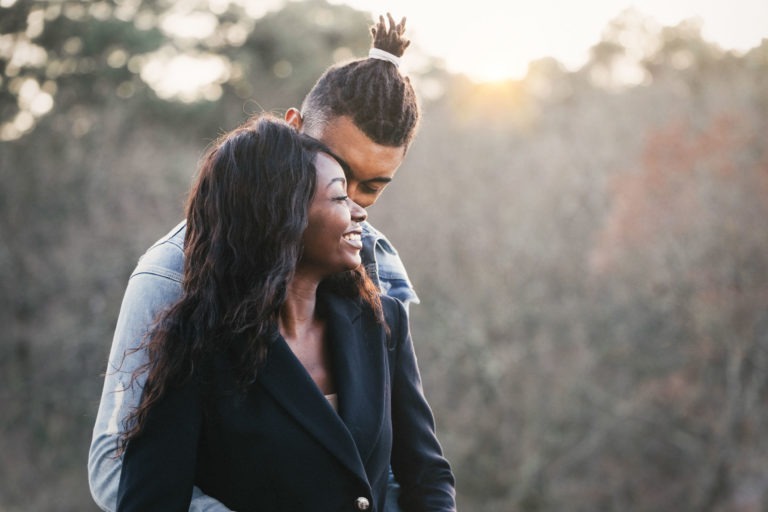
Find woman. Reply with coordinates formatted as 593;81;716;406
116;115;455;512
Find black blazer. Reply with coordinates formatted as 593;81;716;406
117;293;456;512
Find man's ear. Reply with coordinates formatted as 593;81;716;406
285;108;303;130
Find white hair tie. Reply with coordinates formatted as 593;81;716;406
368;48;400;68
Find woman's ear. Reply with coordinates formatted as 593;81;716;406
285;108;303;130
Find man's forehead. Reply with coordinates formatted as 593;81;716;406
312;116;405;180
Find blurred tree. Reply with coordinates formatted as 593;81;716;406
584;8;657;89
373;10;768;510
0;0;373;141
0;0;166;141
588;113;768;509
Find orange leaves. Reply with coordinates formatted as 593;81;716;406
590;112;768;275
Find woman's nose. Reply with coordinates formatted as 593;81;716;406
349;198;367;223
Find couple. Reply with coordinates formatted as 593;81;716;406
88;13;456;512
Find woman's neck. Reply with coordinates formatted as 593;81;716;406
279;272;334;395
279;272;321;342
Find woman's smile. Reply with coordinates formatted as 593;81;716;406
342;229;363;249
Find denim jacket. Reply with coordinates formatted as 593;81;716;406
88;220;418;512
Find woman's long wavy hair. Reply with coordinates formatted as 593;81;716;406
120;115;382;451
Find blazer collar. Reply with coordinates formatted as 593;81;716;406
324;293;387;468
256;292;386;482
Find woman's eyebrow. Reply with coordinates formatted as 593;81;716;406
323;150;352;176
326;177;346;188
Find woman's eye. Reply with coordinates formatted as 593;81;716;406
333;195;349;202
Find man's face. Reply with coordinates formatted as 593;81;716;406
303;115;406;209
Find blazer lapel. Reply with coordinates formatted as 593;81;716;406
257;331;368;483
323;293;387;467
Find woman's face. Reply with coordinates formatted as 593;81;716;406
300;152;367;277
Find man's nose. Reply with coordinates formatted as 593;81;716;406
349;198;367;223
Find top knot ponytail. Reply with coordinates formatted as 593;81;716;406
299;12;420;148
371;13;411;58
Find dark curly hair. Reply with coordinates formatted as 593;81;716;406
119;115;382;451
300;13;420;148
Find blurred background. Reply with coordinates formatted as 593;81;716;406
1;0;767;510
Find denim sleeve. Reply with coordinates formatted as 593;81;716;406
362;222;420;308
87;257;232;512
377;243;420;308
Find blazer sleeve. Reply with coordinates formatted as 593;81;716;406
387;298;457;511
117;376;203;512
88;230;233;512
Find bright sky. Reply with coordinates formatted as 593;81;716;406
331;0;768;81
3;0;766;141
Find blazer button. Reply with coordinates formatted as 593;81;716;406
354;496;370;510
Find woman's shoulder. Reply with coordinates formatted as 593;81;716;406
379;294;405;318
319;290;407;335
379;294;408;340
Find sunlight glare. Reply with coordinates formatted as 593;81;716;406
18;78;53;117
161;11;218;40
236;0;285;19
140;49;230;102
